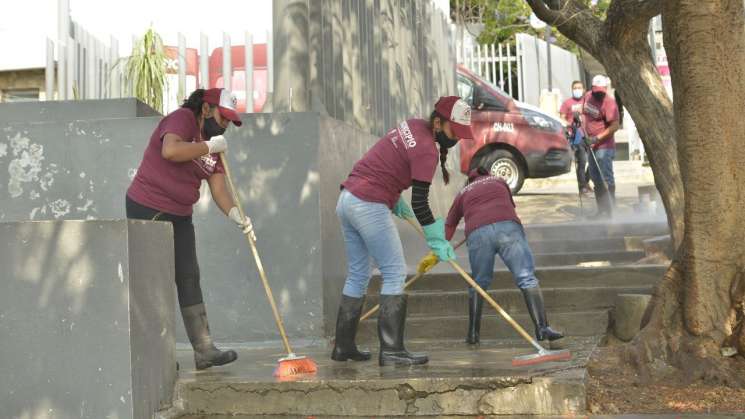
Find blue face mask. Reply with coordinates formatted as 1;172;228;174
572;89;584;99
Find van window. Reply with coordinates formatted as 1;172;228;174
457;75;475;106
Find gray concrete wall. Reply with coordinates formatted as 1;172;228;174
0;98;159;125
274;0;457;136
0;112;325;344
0;220;175;419
0;105;465;342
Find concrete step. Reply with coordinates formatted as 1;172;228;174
371;265;666;292
356;310;609;343
523;220;669;241
530;249;645;266
172;338;595;416
528;236;646;253
363;286;654;317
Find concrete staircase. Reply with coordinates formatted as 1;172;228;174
358;220;669;343
166;220;670;418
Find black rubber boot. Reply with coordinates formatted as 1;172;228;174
589;185;611;219
181;304;238;370
466;292;483;345
521;287;564;342
378;294;428;366
331;295;372;361
608;184;616;207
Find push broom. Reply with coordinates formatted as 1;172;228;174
360;238;466;321
404;218;571;367
220;152;318;377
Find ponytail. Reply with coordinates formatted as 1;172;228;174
439;146;450;185
429;110;451;185
181;89;206;118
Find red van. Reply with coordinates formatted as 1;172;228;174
457;65;571;194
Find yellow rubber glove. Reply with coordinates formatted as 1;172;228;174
417;252;439;274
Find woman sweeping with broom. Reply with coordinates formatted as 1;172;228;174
419;167;564;345
331;96;473;366
126;88;253;370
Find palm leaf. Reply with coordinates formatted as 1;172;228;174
124;27;167;113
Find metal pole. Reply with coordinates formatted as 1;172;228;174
498;43;504;91
507;41;513;97
545;25;552;92
476;44;484;77
516;37;523;102
178;33;186;102
110;36;120;98
489;44;497;84
223;32;232;91
57;0;69;100
45;39;55;100
66;36;75;99
200;33;209;89
245;31;254;113
267;29;274;94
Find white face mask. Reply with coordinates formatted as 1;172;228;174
572;89;584;99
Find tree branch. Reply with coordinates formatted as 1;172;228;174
525;0;604;55
605;0;663;47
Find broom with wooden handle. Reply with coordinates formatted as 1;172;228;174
220;152;317;377
360;237;466;321
404;217;571;367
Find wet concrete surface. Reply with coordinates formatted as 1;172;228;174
178;415;745;418
171;337;596;416
176;337;593;383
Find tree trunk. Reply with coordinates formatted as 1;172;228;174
526;0;685;248
630;0;745;385
600;38;683;247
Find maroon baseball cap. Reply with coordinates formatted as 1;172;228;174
203;88;242;126
434;96;473;140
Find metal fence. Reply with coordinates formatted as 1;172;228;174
458;41;522;101
458;34;583;108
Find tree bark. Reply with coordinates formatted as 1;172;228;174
630;0;745;384
526;0;745;383
526;0;684;248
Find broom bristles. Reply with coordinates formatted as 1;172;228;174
273;356;318;377
511;350;571;367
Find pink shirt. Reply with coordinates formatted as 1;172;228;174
559;97;583;124
127;108;224;216
582;92;620;150
445;174;521;240
341;119;439;208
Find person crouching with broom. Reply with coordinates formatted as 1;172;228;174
418;167;564;345
331;97;474;366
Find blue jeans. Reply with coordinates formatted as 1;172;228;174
467;221;538;295
336;189;406;298
588;147;615;188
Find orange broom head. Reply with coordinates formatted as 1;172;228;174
273;354;318;378
511;349;571;367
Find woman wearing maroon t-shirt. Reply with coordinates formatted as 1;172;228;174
126;88;254;370
331;96;473;366
434;168;563;345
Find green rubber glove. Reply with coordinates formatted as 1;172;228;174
392;196;415;220
422;218;456;262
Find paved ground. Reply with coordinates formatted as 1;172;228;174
175;338;590;383
170;338;595;416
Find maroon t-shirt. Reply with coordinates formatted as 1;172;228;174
341;119;439;208
127;108;224;216
559;97;583;124
445;174;521;240
582;92;620;150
